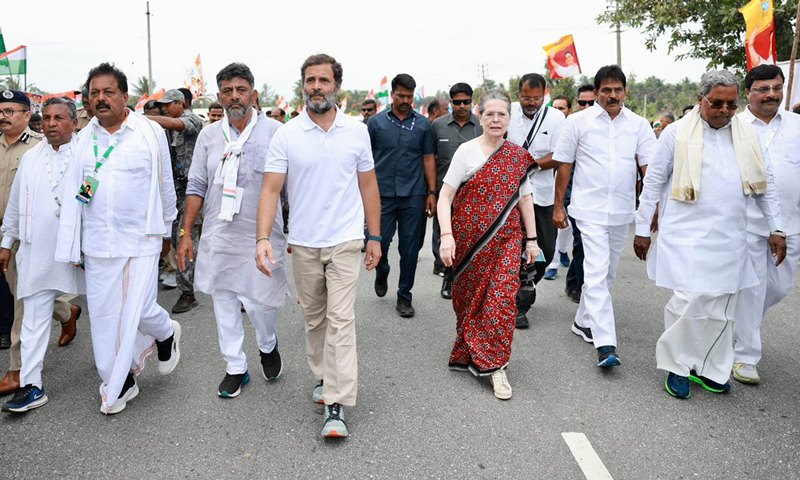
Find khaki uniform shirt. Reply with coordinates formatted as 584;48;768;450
1;128;42;222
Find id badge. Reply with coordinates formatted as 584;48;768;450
76;175;99;205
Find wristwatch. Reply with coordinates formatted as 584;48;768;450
771;230;786;238
179;228;187;238
427;190;437;197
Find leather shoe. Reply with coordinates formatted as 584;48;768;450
0;334;10;350
0;370;20;396
172;293;198;314
58;304;81;347
374;276;388;298
396;297;415;318
565;287;581;304
440;278;452;299
515;314;529;329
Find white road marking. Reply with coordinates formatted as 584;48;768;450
562;432;614;480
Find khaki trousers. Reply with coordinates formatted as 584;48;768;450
5;245;73;371
291;239;361;407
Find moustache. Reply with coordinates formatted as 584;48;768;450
607;99;619;104
95;102;110;110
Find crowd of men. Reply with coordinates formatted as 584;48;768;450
0;53;798;436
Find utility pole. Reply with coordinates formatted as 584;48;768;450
615;0;622;68
146;1;153;95
478;64;488;88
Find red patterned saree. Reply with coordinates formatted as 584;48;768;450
449;141;536;372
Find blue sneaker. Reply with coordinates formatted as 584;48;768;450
688;371;731;394
543;268;558;280
2;384;48;413
560;251;570;268
596;346;621;368
665;372;691;399
218;372;250;398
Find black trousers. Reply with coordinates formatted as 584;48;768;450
565;215;584;293
516;204;557;317
0;273;13;335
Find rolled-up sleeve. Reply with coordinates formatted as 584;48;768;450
186;128;210;197
157;126;177;222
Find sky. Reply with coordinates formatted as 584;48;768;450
7;0;717;101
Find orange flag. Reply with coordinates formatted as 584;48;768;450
543;35;582;80
739;0;777;70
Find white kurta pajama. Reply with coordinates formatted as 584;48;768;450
734;108;800;365
56;112;177;410
188;110;289;375
1;140;85;388
553;104;658;348
635;114;780;384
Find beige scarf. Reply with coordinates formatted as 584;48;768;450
671;105;767;203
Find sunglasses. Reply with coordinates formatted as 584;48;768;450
451;99;472;106
577;100;594;107
361;108;375;112
701;96;738;111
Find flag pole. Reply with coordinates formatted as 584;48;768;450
146;1;153;95
785;0;800;111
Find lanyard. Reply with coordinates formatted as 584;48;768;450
91;129;122;173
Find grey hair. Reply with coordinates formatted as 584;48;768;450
700;70;739;96
478;88;512;115
42;97;77;120
660;112;675;122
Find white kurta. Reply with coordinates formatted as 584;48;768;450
635;120;779;294
187;111;289;306
0;140;84;298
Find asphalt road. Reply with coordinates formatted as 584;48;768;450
1;222;798;479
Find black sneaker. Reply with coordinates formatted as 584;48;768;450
260;345;283;381
515;313;529;329
374;276;388;297
571;322;593;343
172;293;198;314
433;264;445;277
218;372;250;398
565;287;581;304
440;278;452;299
2;384;48;413
396;297;415;317
596;346;621;368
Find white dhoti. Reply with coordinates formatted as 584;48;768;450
734;233;800;364
212;289;278;374
656;290;737;384
19;290;59;388
84;254;174;410
574;221;628;347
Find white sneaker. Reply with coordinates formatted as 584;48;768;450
157;321;181;375
732;362;760;385
101;381;139;415
162;273;177;288
490;369;512;400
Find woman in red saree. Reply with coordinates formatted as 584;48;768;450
436;90;539;400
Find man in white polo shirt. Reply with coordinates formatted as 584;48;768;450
256;53;381;438
507;73;566;329
553;65;658;368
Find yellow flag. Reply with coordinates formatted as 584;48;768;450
739;0;777;70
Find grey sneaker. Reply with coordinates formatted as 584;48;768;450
732;362;760;385
321;403;349;438
312;380;324;404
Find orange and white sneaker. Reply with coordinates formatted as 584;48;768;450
321;403;349;438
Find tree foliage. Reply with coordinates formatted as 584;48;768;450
132;76;156;96
597;0;799;74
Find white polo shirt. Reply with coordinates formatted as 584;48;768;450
739;107;800;236
553;104;657;226
264;108;374;248
507;103;565;207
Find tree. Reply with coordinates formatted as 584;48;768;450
132;76;156;96
259;82;278;108
597;0;799;74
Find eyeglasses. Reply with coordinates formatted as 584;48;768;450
361;108;375;112
0;108;28;117
750;85;783;94
451;99;472;106
577;100;594;107
701;95;738;111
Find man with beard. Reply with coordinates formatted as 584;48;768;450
177;63;288;398
0;98;85;412
0;90;81;397
368;73;436;318
507;73;566;329
258;53;381;437
732;64;800;385
431;83;482;298
553;65;658;368
146;89;204;314
56;63;180;414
